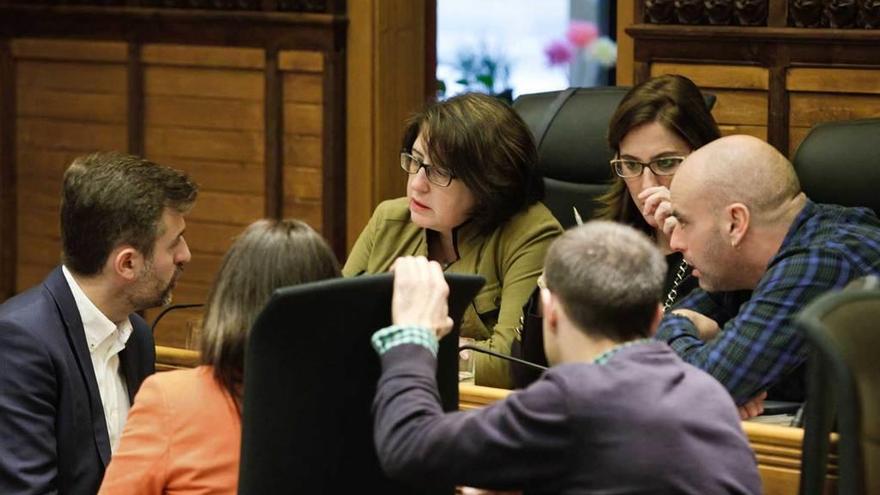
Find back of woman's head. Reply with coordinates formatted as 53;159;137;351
200;219;340;408
402;92;544;235
608;74;720;153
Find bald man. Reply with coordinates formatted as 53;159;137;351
652;135;880;405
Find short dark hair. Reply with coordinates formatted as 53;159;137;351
61;151;198;275
595;75;721;233
402;92;544;235
543;221;666;341
200;219;341;412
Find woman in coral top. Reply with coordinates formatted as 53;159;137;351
99;219;340;495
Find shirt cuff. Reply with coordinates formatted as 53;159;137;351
654;313;703;353
371;325;438;357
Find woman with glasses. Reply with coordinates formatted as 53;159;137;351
512;75;722;390
99;219;340;494
343;92;562;388
597;74;721;309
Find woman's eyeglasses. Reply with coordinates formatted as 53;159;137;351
610;156;687;178
400;152;455;187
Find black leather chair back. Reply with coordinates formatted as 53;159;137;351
513;87;629;228
796;276;880;495
793;118;880;216
238;273;484;495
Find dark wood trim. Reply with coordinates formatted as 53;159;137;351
634;61;651;85
424;0;437;103
126;41;144;157
322;48;346;260
264;46;283;219
633;0;645;24
0;6;348;51
767;0;788;27
627;24;880;44
767;62;790;155
0;38;16;300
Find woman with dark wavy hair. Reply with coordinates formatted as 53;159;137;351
596;74;721;308
100;219;340;495
513;75;722;389
344;92;563;388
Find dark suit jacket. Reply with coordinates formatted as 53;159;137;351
0;267;155;495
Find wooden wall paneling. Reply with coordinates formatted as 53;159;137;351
142;44;267;347
650;63;769;90
628;24;880;158
649;62;770;139
12;39;129;292
788;67;880;94
787;67;880;154
279;49;325;237
0;39;15;301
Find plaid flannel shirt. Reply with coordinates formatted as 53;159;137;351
656;200;880;404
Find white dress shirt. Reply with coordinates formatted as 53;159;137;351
62;266;133;452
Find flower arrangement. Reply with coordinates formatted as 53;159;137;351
544;20;617;70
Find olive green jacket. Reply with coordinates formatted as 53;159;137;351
343;197;562;388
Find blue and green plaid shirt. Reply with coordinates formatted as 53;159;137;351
656;200;880;404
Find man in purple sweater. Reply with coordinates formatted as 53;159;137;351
371;221;762;494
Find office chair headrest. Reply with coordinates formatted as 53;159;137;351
513;87;630;184
793;118;880;216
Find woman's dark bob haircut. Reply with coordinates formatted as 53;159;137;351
401;92;544;235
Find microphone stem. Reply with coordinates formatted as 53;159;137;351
458;344;548;372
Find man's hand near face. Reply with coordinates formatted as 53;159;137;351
391;256;454;339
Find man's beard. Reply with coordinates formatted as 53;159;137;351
127;263;182;312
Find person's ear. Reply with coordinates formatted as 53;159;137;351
540;288;558;335
725;202;750;248
647;303;664;337
111;246;143;282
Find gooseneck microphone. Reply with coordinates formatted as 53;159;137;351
150;303;204;333
458;344;548;372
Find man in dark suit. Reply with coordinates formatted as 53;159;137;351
0;152;198;494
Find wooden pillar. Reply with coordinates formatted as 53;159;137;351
346;0;428;252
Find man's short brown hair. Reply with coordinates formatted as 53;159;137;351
61;151;198;275
543;221;666;341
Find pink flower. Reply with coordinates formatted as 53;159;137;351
566;21;599;48
544;40;573;66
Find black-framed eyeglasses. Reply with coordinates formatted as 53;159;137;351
610;156;687;178
400;152;455;187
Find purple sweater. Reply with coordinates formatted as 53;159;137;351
373;341;761;494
